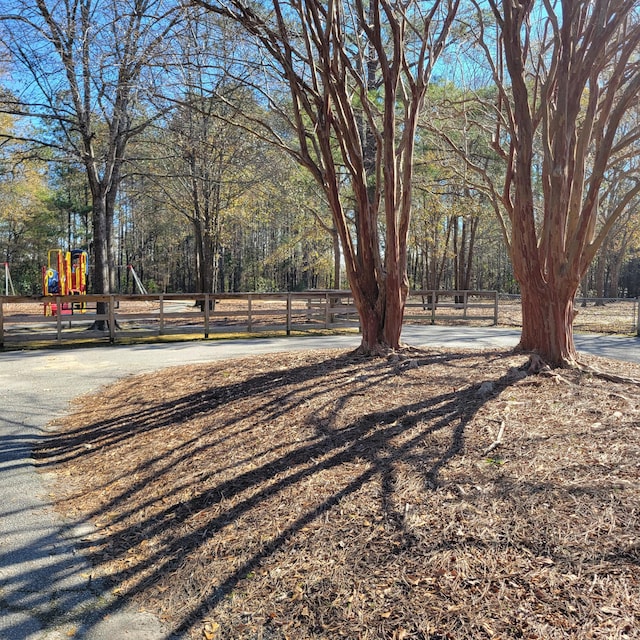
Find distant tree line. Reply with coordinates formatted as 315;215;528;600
2;100;636;300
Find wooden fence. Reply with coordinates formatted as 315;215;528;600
0;290;499;348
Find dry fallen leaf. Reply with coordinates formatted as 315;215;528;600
202;621;220;640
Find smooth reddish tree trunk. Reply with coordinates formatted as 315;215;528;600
382;270;407;349
358;305;385;354
351;273;407;354
357;306;405;354
517;282;579;366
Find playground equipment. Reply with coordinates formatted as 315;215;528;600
43;249;88;316
127;264;148;294
3;262;16;295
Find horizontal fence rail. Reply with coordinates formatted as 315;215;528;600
0;290;500;348
497;294;639;335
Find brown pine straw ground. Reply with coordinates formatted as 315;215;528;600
35;348;640;640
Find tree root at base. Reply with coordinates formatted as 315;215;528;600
521;353;640;387
576;361;640;386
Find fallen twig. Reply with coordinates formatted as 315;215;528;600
483;420;506;456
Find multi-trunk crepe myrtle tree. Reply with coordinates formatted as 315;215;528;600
192;0;460;354
466;0;640;367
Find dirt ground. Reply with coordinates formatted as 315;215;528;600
36;348;640;640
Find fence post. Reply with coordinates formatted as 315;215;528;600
159;294;164;334
286;293;292;336
0;298;4;348
247;294;252;332
493;291;498;326
431;291;436;325
325;292;330;328
204;294;210;339
56;296;62;343
108;296;115;343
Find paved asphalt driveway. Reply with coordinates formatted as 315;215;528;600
0;327;637;639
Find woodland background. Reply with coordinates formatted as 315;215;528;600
1;2;639;300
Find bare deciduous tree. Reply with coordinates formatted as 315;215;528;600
0;0;180;307
148;11;263;297
192;0;460;353
463;0;640;366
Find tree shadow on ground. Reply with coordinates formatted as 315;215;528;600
32;349;526;638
